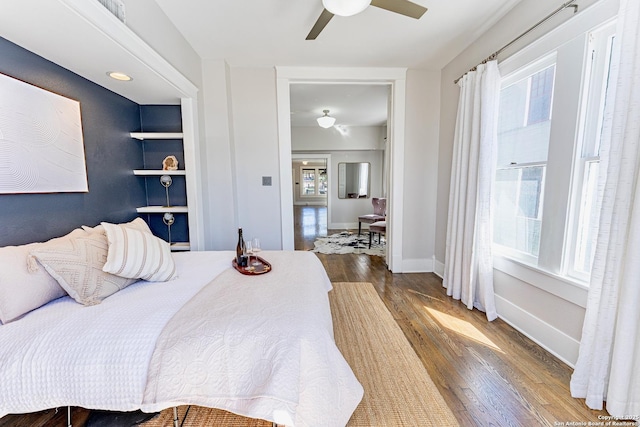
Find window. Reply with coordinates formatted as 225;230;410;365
494;56;555;261
569;23;616;280
493;20;616;284
300;167;327;197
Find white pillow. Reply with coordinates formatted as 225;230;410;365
101;222;178;282
82;217;152;235
29;232;137;306
0;229;86;323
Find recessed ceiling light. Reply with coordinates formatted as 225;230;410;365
107;71;133;81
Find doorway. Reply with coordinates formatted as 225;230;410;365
276;67;407;272
292;154;330;250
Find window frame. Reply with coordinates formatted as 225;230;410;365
494;24;603;281
493;53;557;264
565;20;616;282
299;166;327;198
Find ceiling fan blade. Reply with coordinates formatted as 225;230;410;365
370;0;427;19
306;9;335;40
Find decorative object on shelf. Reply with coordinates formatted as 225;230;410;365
317;110;336;128
163;212;175;244
160;175;172;207
162;155;178;171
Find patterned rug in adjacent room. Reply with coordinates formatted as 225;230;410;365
311;231;385;257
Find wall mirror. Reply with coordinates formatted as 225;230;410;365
338;162;370;199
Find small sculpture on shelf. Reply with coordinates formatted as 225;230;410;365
162;155;178;171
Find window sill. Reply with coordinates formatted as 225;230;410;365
493;254;589;308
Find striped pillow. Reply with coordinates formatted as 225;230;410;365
101;222;177;282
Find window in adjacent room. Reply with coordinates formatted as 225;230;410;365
300;167;327;197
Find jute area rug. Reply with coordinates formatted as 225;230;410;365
311;231;386;257
142;282;458;426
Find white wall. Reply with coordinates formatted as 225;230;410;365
402;69;441;272
291;126;385;151
228;67;283;250
328;151;384;229
435;0;618;365
201;60;238;250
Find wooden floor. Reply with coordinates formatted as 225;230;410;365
1;206;609;426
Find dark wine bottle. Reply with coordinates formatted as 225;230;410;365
236;228;246;266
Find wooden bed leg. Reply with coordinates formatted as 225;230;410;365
67;406;72;427
173;406;179;427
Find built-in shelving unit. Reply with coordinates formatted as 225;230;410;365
133;170;186;176
130;132;183;140
131;131;190;251
135;206;189;214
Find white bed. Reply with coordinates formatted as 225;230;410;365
0;250;363;426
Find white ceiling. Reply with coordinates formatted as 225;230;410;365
290;83;389;127
154;0;522;70
0;0;523;123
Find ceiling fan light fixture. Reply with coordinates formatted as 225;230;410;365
317;109;336;128
322;0;371;17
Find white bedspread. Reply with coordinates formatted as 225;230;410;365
0;251;363;426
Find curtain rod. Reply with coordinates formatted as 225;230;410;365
453;0;579;85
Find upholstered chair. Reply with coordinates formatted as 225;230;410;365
358;197;386;235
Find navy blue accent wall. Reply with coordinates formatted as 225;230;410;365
0;36;145;246
138;105;189;243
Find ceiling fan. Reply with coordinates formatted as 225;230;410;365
306;0;428;40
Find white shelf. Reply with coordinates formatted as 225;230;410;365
170;242;191;251
136;206;188;214
133;170;186;176
130;132;183;140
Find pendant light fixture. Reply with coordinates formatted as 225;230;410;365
317;110;336;128
322;0;371;17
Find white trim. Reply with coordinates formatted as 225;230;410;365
277;76;295;250
133;170;186;176
493;255;589;308
433;257;445;278
59;0;198;98
181;97;205;251
495;295;580;367
401;258;433;273
276;67;407;81
129;132;183;140
276;67;407;272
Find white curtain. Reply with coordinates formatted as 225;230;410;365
443;61;500;322
570;0;640;416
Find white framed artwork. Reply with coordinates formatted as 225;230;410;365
0;72;88;194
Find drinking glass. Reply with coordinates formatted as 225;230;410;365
244;240;253;268
251;238;261;266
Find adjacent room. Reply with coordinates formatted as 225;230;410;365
1;0;638;426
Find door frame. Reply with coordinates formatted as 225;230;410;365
276;67;406;272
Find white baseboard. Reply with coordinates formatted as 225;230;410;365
495;294;580;368
401;258;433;273
433;257;445;278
